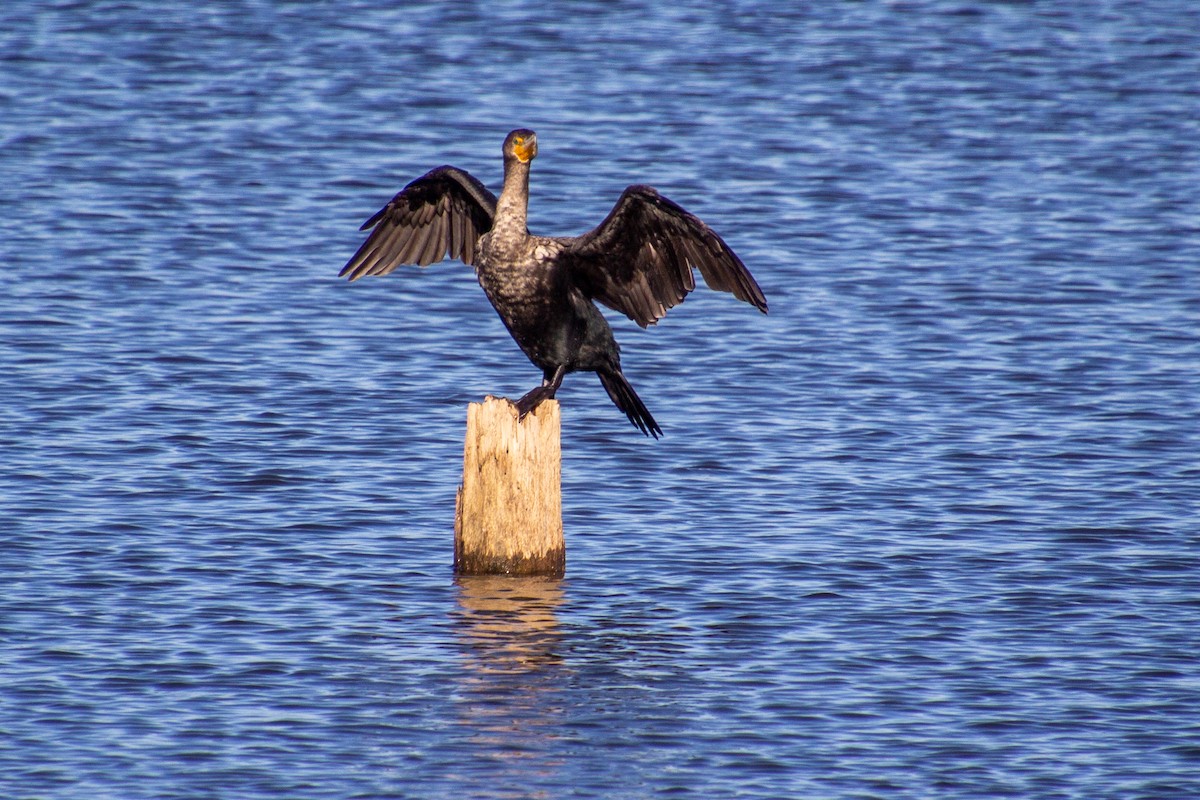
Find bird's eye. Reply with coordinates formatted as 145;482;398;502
514;137;524;145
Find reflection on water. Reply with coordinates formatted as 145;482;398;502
453;575;565;675
448;576;568;796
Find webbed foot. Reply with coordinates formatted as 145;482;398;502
514;385;557;420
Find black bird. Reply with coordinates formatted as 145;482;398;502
340;129;767;438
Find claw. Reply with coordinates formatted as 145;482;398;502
513;365;566;421
514;385;556;420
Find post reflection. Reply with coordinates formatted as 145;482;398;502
452;574;565;674
447;574;569;795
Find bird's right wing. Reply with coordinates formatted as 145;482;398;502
339;166;497;281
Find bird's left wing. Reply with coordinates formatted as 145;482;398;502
561;185;767;328
340;166;497;281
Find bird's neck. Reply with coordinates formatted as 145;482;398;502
494;157;530;237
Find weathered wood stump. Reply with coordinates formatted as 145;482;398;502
454;396;564;577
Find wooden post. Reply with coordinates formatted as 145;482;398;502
454;396;564;577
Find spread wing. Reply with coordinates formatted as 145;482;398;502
339;166;497;281
561;185;768;328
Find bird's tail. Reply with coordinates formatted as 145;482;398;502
598;369;662;439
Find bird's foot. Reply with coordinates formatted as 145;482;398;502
514;385;556;420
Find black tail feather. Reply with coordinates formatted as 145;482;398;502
598;369;662;439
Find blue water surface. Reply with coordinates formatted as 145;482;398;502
2;1;1199;798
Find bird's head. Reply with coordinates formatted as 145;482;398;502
504;129;538;164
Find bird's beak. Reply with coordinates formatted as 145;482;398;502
514;136;537;163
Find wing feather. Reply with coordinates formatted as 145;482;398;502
449;207;465;260
560;185;767;327
340;165;497;281
377;219;415;270
416;211;444;266
461;213;477;264
404;220;433;266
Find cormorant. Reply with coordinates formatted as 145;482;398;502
340;129;767;438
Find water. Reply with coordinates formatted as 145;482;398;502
3;1;1199;797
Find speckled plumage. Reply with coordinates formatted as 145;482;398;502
340;129;768;437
